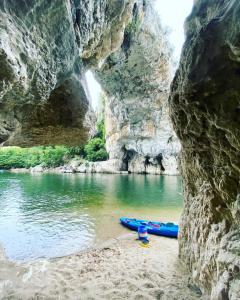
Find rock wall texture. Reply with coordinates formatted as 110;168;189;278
0;0;180;175
97;1;180;175
170;0;240;298
0;0;135;146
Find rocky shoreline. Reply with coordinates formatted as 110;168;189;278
8;158;179;176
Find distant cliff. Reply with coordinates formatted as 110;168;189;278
97;2;180;175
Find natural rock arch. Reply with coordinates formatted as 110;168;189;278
0;0;133;146
0;0;239;298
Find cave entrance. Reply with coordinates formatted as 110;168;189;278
120;146;136;172
156;153;165;172
144;154;165;173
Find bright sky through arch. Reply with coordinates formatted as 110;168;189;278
154;0;193;62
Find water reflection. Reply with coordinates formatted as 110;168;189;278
0;173;183;261
114;175;182;207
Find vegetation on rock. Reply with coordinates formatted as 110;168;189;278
84;120;108;162
0;121;108;169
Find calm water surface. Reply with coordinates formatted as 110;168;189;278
0;172;183;261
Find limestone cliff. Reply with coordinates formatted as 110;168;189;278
97;2;180;175
170;0;240;298
0;0;180;174
0;0;134;146
1;0;240;298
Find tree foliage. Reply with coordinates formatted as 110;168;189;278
0;146;68;169
84;120;108;162
0;121;109;169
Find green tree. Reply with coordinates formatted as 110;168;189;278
84;120;108;162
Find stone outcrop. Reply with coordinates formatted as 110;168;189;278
97;1;180;175
0;0;135;146
170;0;240;298
2;0;240;298
61;159;127;174
0;0;180;172
1;0;240;297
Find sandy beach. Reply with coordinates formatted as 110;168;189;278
0;233;207;300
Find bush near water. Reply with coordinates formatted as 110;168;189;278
0;121;108;169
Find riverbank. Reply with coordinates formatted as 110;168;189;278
7;158;179;176
0;233;205;300
8;159;128;175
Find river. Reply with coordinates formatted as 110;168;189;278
0;172;183;261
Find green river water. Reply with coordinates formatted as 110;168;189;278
0;172;183;261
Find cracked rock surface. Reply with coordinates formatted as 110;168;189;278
170;0;240;298
0;0;134;145
97;1;180;175
0;0;180;174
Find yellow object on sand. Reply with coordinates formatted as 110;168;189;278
140;241;150;248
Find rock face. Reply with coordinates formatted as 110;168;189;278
0;0;135;146
0;0;180;172
61;159;127;174
97;2;180;175
170;0;240;298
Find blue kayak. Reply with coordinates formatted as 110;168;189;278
120;217;178;238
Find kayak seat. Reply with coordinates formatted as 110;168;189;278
148;222;160;228
151;223;160;228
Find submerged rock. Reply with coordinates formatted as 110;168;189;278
170;0;240;298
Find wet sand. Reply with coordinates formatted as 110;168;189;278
0;233;207;300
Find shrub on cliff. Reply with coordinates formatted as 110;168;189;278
84;138;108;162
84;120;109;162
